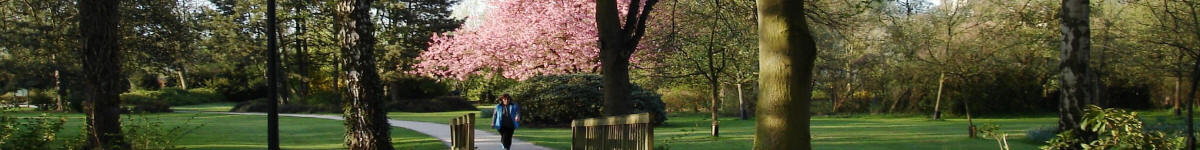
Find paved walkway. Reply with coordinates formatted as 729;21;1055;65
180;111;552;150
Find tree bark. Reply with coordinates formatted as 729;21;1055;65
337;0;394;149
1058;0;1096;149
752;0;817;149
78;0;128;148
595;0;658;116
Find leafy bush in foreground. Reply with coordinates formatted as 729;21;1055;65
1041;105;1183;150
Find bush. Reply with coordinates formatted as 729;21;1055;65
385;96;478;112
382;73;450;99
659;87;706;113
205;75;266;102
121;88;225;107
1041;105;1183;150
505;74;667;127
0;114;66;150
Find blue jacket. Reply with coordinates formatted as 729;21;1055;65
492;103;520;129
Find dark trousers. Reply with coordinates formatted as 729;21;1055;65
499;127;514;149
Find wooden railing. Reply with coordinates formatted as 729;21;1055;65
450;113;475;150
571;113;654;150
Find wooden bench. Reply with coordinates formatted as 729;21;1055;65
450;113;475;150
571;113;654;150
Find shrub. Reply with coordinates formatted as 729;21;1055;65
121;88;225;107
0;114;66;150
505;74;666;127
205;75;266;102
382;73;450;99
1041;105;1183;150
659;87;706;113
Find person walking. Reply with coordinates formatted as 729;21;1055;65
492;94;520;150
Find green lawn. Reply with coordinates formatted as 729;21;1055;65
40;102;1189;150
387;110;1059;150
3;112;446;150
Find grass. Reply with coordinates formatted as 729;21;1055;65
388;109;1200;150
44;102;1194;150
387;110;1055;150
3;111;446;150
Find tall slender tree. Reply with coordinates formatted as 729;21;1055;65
595;0;660;116
752;0;817;149
337;0;393;149
78;0;127;148
1057;0;1096;149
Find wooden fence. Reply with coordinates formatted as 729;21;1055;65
450;113;475;150
570;113;654;150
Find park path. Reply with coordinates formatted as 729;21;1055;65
179;111;552;150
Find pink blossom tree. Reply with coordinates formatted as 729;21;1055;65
412;0;644;80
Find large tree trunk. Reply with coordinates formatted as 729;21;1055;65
752;0;817;149
267;0;282;149
1058;0;1096;149
595;0;658;116
337;0;394;149
78;0;127;148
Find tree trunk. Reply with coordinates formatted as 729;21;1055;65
1058;0;1096;149
1185;59;1199;150
965;98;975;138
710;79;720;137
752;0;817;149
595;0;658;116
933;73;945;119
337;0;394;149
737;83;748;120
1188;3;1200;148
52;53;65;112
177;68;187;89
1176;75;1182;116
830;84;840;113
78;0;127;148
